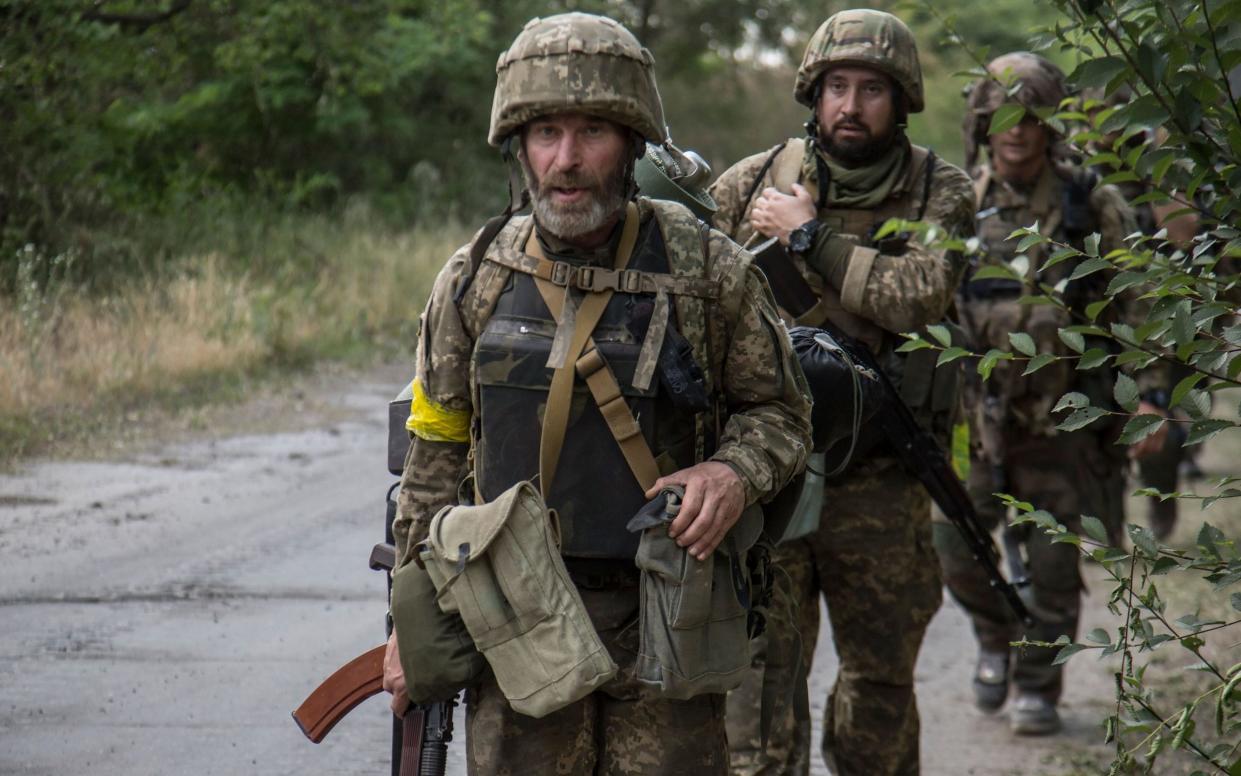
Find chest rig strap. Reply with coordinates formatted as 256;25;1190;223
485;244;719;300
527;203;662;498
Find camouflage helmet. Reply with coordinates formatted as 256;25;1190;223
488;13;668;146
794;10;924;113
634;142;717;221
964;52;1069;168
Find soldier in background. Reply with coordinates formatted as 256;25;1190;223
937;52;1167;735
710;9;975;774
381;12;812;774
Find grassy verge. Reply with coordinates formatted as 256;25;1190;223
0;206;467;465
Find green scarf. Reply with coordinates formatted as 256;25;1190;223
804;136;911;209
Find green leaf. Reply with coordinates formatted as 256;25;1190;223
1009;332;1036;357
969;264;1020;281
1080;515;1110;545
1171;373;1207;409
1119;414;1166;445
927;324;952;347
1086;627;1111;645
936;346;969;367
1053;642;1088;666
896;337;934;353
1023;353;1058;375
1099;170;1140;186
1186;419;1234;445
1077;348;1111;369
1085;299;1111;321
1173;301;1196;348
1068;256;1112;280
1058;329;1086;353
989;104;1026;135
977;348;1012;380
1070;56;1127;90
1054;392;1091;412
1114;373;1139;412
1017;232;1048;252
1084;233;1101;257
1058;406;1108;432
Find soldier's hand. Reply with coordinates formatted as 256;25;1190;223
1128;400;1171;461
646;461;746;561
382;632;411;718
750;184;816;246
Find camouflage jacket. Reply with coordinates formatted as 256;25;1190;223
709;138;976;340
392;198;813;567
961;162;1161;433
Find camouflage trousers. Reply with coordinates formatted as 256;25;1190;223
934;428;1123;701
466;580;729;776
727;462;942;776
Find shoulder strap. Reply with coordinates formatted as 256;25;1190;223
917;149;937;221
526;203;661;496
453;212;513;305
769;138;807;194
972;165;992;210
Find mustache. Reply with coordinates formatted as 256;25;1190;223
831;120;869;133
538;170;601;192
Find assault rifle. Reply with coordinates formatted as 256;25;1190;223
292;536;457;775
820;331;1034;627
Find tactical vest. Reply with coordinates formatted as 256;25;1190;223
750;137;960;448
751;137;937;351
960;164;1107;426
456;200;728;560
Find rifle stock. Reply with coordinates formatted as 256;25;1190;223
293;644;387;743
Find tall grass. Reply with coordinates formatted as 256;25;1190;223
0;205;467;462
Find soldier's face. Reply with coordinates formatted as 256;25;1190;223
989;115;1050;174
521;113;629;240
816;67;898;164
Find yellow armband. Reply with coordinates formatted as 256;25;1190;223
406;379;471;443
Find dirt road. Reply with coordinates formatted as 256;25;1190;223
0;365;1120;776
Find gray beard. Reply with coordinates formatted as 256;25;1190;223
521;158;628;240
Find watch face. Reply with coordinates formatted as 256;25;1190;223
790;225;812;253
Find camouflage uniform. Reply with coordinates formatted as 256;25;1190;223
709;10;975;775
935;52;1139;731
392;14;812;776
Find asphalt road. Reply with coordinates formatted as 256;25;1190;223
0;368;1117;776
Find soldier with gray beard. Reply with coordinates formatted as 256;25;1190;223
381;13;812;775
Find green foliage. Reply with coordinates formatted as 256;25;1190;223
903;0;1241;770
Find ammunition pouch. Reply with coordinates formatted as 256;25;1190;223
628;488;760;698
419;480;617;718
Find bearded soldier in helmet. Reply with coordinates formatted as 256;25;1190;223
710;9;974;775
936;52;1165;735
380;13;812;774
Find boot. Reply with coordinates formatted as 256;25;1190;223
972;649;1009;713
1010;691;1061;735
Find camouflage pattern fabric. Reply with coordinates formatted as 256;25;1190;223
794;9;925;112
728;464;941;776
392;199;812;767
710;141;975;336
488;13;667;145
935;431;1118;699
466;585;729;776
940;159;1141;702
712;137;973;774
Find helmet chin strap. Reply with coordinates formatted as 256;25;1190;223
501;135;532;215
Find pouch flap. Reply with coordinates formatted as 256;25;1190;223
725;503;763;556
428;480;541;564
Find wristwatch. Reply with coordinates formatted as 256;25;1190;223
788;219;821;255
